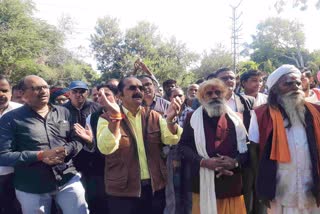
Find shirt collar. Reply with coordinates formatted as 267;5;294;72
122;105;142;117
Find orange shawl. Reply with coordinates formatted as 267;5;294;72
269;102;320;163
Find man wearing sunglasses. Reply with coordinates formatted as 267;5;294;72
249;65;320;213
179;78;248;214
62;80;100;213
97;76;183;214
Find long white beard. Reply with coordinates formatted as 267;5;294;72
279;90;306;125
202;99;226;117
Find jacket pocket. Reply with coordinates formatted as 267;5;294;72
146;129;161;143
105;157;128;190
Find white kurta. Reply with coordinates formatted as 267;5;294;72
249;111;320;214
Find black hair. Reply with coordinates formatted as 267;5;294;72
240;70;262;83
97;83;118;95
162;79;177;88
117;76;135;94
167;87;184;99
206;67;232;80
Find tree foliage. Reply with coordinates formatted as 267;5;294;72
0;0;97;85
193;45;233;79
274;0;320;12
249;17;308;68
90;17;198;85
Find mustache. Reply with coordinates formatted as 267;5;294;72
208;99;223;105
283;90;304;98
132;93;143;98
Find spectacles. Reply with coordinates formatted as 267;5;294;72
71;89;87;94
25;85;50;92
0;89;9;93
128;85;144;91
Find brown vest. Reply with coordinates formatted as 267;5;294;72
104;107;167;197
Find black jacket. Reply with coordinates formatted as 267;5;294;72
63;100;101;173
0;105;82;193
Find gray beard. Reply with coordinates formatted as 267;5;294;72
278;90;306;125
203;100;226;117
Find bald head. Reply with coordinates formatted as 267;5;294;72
21;75;50;109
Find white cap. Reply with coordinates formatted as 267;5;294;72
266;64;301;89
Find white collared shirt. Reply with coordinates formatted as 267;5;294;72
226;93;237;112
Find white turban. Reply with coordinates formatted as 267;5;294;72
266;64;301;89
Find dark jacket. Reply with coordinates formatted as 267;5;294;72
63;100;100;173
63;100;100;127
179;111;248;198
104;107;167;197
0;105;82;194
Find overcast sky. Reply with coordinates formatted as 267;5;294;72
32;0;320;68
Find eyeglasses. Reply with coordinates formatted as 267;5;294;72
24;85;50;92
128;85;144;91
0;89;9;93
71;89;87;94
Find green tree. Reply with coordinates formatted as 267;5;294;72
194;45;233;79
90;16;124;79
249;17;308;68
237;61;259;75
0;0;97;85
90;18;198;84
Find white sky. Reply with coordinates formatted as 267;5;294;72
32;0;320;69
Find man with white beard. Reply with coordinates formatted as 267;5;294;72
249;64;320;214
179;78;248;214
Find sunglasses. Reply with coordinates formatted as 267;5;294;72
71;89;87;94
128;85;144;91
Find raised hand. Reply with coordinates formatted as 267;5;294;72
166;96;183;121
98;88;120;115
74;123;93;143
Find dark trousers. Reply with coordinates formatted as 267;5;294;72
243;144;267;214
107;185;165;214
81;174;108;214
0;173;21;214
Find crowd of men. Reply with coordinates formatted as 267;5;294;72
1;62;320;214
